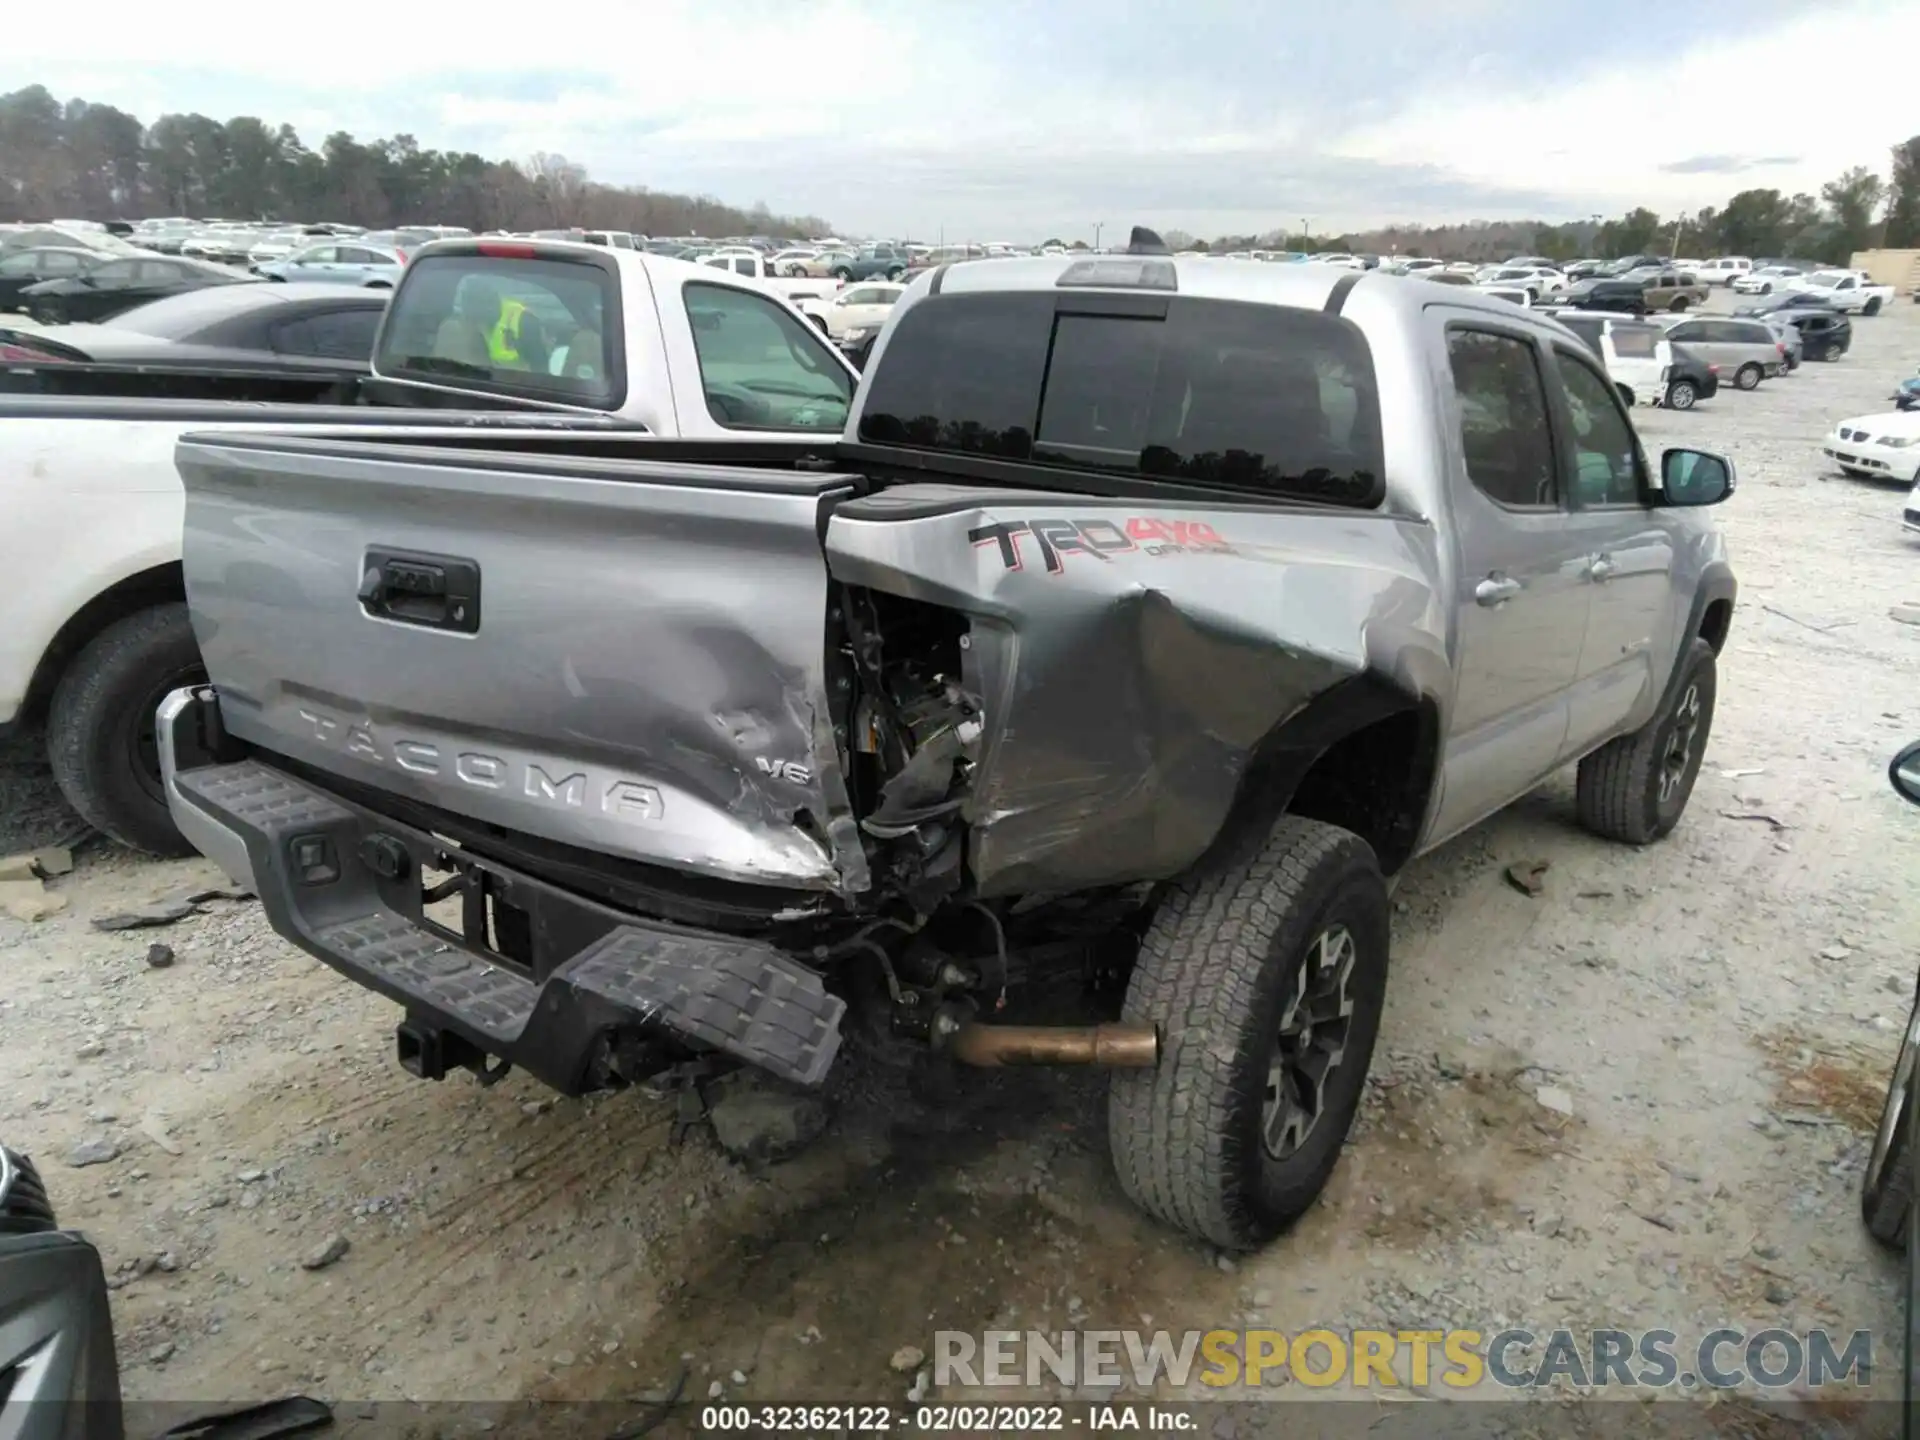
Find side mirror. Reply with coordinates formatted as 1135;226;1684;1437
1894;742;1920;808
1658;448;1734;506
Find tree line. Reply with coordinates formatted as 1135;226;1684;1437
4;84;1915;263
1173;136;1920;265
0;85;833;240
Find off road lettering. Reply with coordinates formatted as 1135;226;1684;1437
970;517;1231;573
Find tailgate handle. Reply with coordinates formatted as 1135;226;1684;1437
359;549;481;634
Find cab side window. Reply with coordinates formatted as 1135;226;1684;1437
1445;329;1557;509
1554;349;1643;507
684;282;852;433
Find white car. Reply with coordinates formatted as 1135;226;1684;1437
1731;265;1804;296
1480;265;1567;298
1548;310;1675;408
1823;411;1920;485
246;231;307;266
1785;269;1897;316
822;281;905;340
768;248;819;276
1471;285;1533;308
1697;257;1752;286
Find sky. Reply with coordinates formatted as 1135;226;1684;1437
6;0;1917;241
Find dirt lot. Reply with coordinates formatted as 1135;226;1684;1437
3;292;1919;1424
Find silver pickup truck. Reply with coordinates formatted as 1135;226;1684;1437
158;255;1738;1248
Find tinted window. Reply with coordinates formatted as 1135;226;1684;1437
38;251;90;277
1556;351;1641;507
683;281;853;433
271;306;382;360
858;292;1383;506
1610;323;1660;359
1446;329;1556;509
377;252;619;408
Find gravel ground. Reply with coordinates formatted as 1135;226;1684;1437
3;292;1918;1428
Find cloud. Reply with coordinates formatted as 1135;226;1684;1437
3;0;1909;238
1338;0;1912;216
1659;154;1803;176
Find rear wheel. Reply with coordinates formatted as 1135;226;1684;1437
1576;638;1716;846
1669;296;1689;312
1665;378;1697;410
1109;815;1390;1250
47;604;205;856
1734;362;1762;390
1864;297;1883;317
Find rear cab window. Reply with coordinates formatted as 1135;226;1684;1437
855;292;1384;506
375;247;623;408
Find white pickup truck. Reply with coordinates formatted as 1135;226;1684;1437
1784;268;1897;315
0;239;858;854
694;249;843;306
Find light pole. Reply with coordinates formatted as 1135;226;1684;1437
1094;222;1103;252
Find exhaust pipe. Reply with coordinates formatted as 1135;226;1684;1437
940;1018;1159;1068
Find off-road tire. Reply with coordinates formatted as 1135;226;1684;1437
1109;815;1390;1250
46;603;204;856
1864;297;1882;317
1734;362;1762;390
1665;378;1697;410
1863;992;1919;1249
1576;637;1717;846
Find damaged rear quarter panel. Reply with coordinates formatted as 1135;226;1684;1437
825;486;1448;895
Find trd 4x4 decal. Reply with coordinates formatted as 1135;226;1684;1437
969;516;1231;574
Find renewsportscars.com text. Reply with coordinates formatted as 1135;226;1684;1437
934;1327;1873;1392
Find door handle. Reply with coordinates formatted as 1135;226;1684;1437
359;548;481;633
1587;555;1617;582
1475;574;1522;607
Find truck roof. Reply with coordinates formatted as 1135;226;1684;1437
414;236;808;302
917;252;1557;328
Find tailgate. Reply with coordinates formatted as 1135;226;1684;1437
175;432;868;894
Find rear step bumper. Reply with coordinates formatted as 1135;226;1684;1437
157;688;846;1093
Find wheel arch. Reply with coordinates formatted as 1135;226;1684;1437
1203;673;1443;879
17;561;188;727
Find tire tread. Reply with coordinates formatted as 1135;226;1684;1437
45;603;200;856
1576;638;1716;846
1110;816;1382;1249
